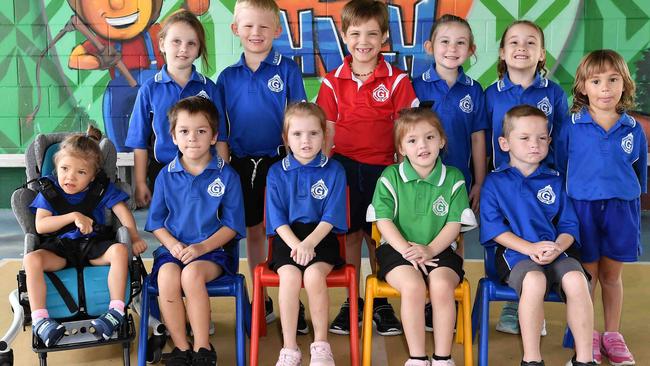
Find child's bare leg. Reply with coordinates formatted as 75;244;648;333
277;265;302;349
385;266;426;357
346;230;363;285
158;263;190;350
181;260;222;351
562;271;594;363
428;268;459;357
519;271;546;362
247;223;268;297
303;262;334;342
598;257;623;332
24;250;66;309
89;243;129;301
582;261;599;300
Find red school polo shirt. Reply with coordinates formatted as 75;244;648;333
316;55;419;166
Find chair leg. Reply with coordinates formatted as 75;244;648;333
137;277;151;366
235;278;247;366
250;274;263;366
349;276;360;366
471;281;481;342
462;281;473;366
478;280;490;366
455;300;463;344
361;279;375;366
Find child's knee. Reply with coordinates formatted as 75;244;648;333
24;251;43;269
401;279;426;299
302;267;327;289
279;267;303;287
521;271;546;296
107;243;129;262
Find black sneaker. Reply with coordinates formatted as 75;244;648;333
520;360;545;366
328;298;363;335
567;354;597;366
297;301;309;335
192;344;217;366
165;347;192;366
265;297;276;323
424;302;433;332
373;299;402;336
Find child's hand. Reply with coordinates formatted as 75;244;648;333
468;184;481;212
179;243;207;265
169;241;187;259
529;241;559;265
73;212;94;235
135;183;152;208
402;243;439;274
132;238;148;256
291;241;316;266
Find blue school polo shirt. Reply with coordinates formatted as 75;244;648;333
555;108;648;201
145;153;246;244
485;72;568;168
216;49;307;158
265;152;348;236
125;65;220;165
413;65;488;186
479;163;580;270
30;177;128;240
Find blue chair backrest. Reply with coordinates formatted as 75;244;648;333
224;240;240;273
483;242;499;281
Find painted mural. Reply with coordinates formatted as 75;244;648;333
0;0;649;154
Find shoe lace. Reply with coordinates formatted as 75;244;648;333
279;351;301;365
604;335;630;355
311;344;333;359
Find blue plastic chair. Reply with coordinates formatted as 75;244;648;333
137;240;251;366
471;244;574;366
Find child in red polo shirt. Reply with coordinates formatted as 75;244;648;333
316;0;419;336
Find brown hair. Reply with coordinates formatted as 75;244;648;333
159;9;209;70
341;0;389;35
429;14;476;57
497;20;546;79
233;0;280;24
54;125;103;174
571;49;636;113
502;105;548;137
394;107;447;150
282;102;327;149
168;96;219;135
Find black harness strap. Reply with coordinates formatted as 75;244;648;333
45;272;79;314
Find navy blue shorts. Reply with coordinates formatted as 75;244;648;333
572;198;642;263
150;245;236;286
332;154;386;234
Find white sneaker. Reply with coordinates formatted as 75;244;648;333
404;359;431;366
431;359;455;366
309;341;334;366
276;347;302;366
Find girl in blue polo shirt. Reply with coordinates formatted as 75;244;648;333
556;50;647;365
265;102;347;366
413;14;487;213
126;10;220;208
485;19;569;335
146;97;246;365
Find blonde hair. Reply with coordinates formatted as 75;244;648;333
571;49;636;113
497;20;547;79
233;0;280;24
341;0;389;34
394;108;447;150
159;10;209;70
54;125;103;174
502;105;548;137
282;102;327;150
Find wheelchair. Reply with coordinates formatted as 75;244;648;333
0;132;143;366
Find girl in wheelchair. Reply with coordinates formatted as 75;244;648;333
24;125;147;347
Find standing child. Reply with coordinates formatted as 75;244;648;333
266;102;347;366
367;108;477;366
126;9;220;208
216;0;307;325
556;50;646;366
485;20;569;334
24;126;147;347
481;105;595;366
146;97;246;365
317;0;419;335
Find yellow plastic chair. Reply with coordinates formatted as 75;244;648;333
362;223;473;366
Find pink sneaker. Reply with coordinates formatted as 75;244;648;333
309;341;334;366
404;359;431;366
601;332;635;366
593;331;602;364
276;347;302;366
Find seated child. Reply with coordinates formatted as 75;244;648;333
146;96;246;365
265;102;347;366
480;105;595;366
24;125;147;346
367;107;477;366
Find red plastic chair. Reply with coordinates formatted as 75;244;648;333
250;192;359;366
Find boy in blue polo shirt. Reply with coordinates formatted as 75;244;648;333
480;105;595;366
215;0;307;325
146;96;246;365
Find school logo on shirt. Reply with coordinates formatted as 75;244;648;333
196;90;210;100
372;84;390;103
311;179;328;200
536;185;556;205
432;196;449;216
207;178;225;197
621;133;634;154
459;94;473;113
537;97;552;116
268;74;284;93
